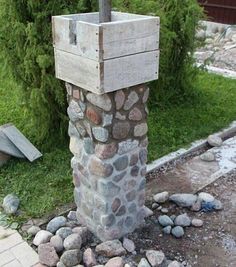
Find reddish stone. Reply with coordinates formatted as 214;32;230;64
38;243;59;267
105;257;124;267
86;106;102;125
83;248;97;267
112;122;130;139
73;89;80;99
88;157;113;177
129;107;143;121
95;143;117;159
115;90;125;110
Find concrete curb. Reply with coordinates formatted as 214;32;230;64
197;63;236;79
147;120;236;173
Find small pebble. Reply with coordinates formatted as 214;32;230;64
191;219;203;227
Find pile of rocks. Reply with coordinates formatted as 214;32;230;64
152;191;223;238
200;135;223;162
28;211;182;267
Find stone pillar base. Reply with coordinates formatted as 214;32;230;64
67;82;149;241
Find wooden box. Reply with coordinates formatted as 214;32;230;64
53;12;160;94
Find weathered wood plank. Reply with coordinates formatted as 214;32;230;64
102;18;159;59
103;50;159;92
2;125;42;162
99;0;112;23
54;49;102;93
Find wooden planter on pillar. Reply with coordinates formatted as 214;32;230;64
53;11;160;241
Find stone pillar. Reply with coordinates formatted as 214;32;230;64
67;82;149;241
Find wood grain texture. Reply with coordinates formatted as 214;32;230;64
54;49;102;93
103;50;159;92
2;125;42;162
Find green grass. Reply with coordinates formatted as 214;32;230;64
0;64;236;219
148;72;236;160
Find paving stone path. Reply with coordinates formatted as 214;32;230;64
0;226;39;267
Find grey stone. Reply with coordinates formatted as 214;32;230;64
113;171;126;183
105;257;124;267
128;203;137;213
207;135;223;147
67;210;77;221
200;152;215;162
198;192;215;202
95;143;117;160
130;153;139;166
65;82;73;95
112;198;121;213
126;190;136;202
83;248;97;267
89;157;113;177
33;230;53;246
143;206;154;217
115;90;125;110
38;243;59;267
170;215;176;221
68;121;80;139
146;250;165;267
92;127;109;143
191;199;202;212
27;226;41;236
118;139;139;155
98;180;121;198
95;240;126;257
114;155;129;171
130;166;139;177
124;91;139;110
61;249;82;267
57;262;66;267
171;226;184;238
113;122;130;139
169;194;197;207
163;226;172;235
158;215;174;227
153;191;169;203
168;261;182;267
116;205;126;216
67;100;84;121
115;112;126;120
161;208;169;214
125;216;134;228
139;149;148;165
64;233;82;250
50;235;64;253
138;258;151;267
103;113;113;127
123;238;135;253
213;199;223;210
76;122;86;137
143;88;150;103
101;214;116;227
83;138;94;154
129;107;142;121
191;219;203;227
46;216;67;234
139;178;146;191
72;226;89;244
2;194;20;214
174;214;191;227
87;93;112;111
134;123;148;137
56;227;73;240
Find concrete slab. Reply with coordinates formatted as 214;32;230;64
147;136;236;197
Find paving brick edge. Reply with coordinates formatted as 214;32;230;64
147;120;236;173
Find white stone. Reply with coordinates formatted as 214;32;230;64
64;233;82;250
174;214;191;227
33;230;53;246
191;219;203;227
92;127;109;143
138;258;151;267
146;250;165;267
103;113;113;127
153;191;169;203
87;93;112;111
169;194;197;207
168;261;182;267
198;192;215;202
118;139;139;155
124;91;139;110
27;226;41;236
200;151;215;162
207;135;223;147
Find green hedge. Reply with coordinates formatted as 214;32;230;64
0;0;203;149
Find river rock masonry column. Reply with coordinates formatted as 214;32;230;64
53;11;160;241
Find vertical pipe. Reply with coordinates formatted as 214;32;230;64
99;0;112;23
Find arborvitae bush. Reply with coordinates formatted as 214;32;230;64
113;0;204;105
0;0;203;149
0;0;96;149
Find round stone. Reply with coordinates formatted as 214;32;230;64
95;143;117;159
86;106;102;125
64;233;82;250
169;194;197;207
50;235;64;253
134;123;148;137
200;151;215;162
115;90;125;110
2;194;20;215
67;100;84;122
207;135;223;147
171;226;184;238
153;191;169;203
191;219;203;227
113;122;130;139
27;226;41;236
198;192;215;202
146;250;165;267
86;93;112;111
158;215;174;227
123;238;135;253
56;227;73;240
130;166;139;177
174;213;191;227
126;190;136;202
163;226;172;235
213;199;223;210
60;249;82;267
129;107;143;121
33;230;53;246
38;243;59;267
92;127;109;142
116;206;126;216
46;216;67;234
105;257;124;267
114;155;129;171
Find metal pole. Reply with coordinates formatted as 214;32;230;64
99;0;112;23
